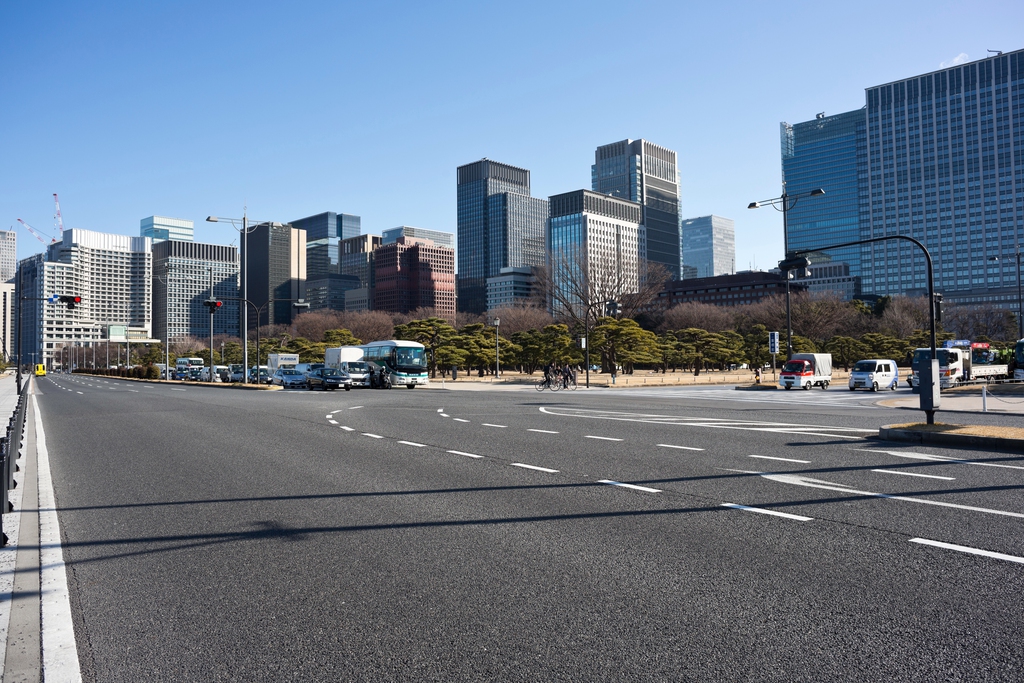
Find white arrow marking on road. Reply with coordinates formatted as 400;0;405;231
762;472;1024;519
598;480;661;493
722;503;813;521
858;449;1024;472
871;469;955;481
909;538;1024;564
749;455;811;464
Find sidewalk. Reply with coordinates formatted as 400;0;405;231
879;392;1024;415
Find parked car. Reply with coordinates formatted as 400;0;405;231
306;367;352;391
186;368;204;382
272;368;307;388
229;364;245;382
849;359;899;392
173;368;189;381
249;368;271;384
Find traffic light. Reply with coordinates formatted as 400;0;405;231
604;300;622;317
778;255;811;278
933;293;943;322
203;299;223;311
58;295;81;309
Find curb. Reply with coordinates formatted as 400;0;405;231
878;424;1024;453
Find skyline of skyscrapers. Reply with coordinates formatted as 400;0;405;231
592;139;681;280
152;240;240;344
0;230;17;283
140;216;194;244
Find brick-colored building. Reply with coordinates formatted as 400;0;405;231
656;271;807;309
373;236;455;320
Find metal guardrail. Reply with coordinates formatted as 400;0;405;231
0;379;28;546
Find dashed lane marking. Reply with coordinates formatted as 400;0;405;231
481;423;507;428
598;480;661;493
453;418;470;423
340;426;354;431
585;435;623;441
350;406;363;410
910;538;1024;564
448;450;484;459
362;433;383;439
871;469;955;481
328;420;339;425
437;408;444;412
528;429;559;434
511;463;559;473
749;455;811;464
722;503;813;521
397;441;427;447
657;444;703;451
440;413;450;418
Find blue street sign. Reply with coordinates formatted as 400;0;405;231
768;331;780;355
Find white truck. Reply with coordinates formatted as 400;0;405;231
325;346;371;387
778;353;833;390
267;353;300;375
1016;339;1024;381
911;341;1008;389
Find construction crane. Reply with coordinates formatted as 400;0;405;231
53;193;65;238
16;218;57;245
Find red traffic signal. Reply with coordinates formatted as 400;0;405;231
203;299;223;310
58;295;82;309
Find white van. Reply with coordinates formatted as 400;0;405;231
849;359;899;392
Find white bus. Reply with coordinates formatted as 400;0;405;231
175;357;204;376
361;340;429;388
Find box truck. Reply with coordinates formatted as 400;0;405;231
779;353;833;390
267;353;300;375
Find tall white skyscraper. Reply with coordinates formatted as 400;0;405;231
0;230;16;282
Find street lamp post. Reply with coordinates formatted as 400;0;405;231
990;247;1024;339
748;185;825;360
237;297;309;383
490;317;500;379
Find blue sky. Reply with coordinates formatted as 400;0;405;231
2;0;1022;270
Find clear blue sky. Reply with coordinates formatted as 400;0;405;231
3;1;1021;270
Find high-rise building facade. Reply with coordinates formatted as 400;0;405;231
456;159;548;314
291;212;361;312
141;216;194;243
547;190;645;317
152;240;240;345
592;139;680;279
782;49;1024;311
0;283;15;361
780;110;866;300
339;234;382;311
18;229;153;368
382;226;455;249
373;236;456;320
0;230;16;282
681;215;736;279
241;222;306;329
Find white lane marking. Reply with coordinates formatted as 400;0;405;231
330;410;342;414
437;408;444;412
350;406;363;410
722;503;813;521
328;420;339;425
448;450;484;459
481;423;507;428
657;444;703;451
440;414;450;418
763;473;1024;519
585;435;623;441
340;426;354;431
77;391;84;395
871;469;955;481
749;455;811;464
362;433;383;439
143;386;153;389
910;538;1024;564
325;415;334;419
598;480;661;493
528;429;559;434
398;440;426;447
511;463;559;473
171;388;186;391
859;449;1024;472
453;418;470;423
32;394;84;681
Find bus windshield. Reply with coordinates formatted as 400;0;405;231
912;349;951;370
393;347;427;372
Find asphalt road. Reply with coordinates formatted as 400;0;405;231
36;376;1024;681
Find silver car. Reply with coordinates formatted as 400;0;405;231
272;368;307;389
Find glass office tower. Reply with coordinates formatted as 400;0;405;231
291;212;361;311
592;139;680;279
140;216;194;243
862;50;1024;308
780;110;867;296
456;159;548;313
681;215;736;278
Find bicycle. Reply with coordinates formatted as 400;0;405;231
535;375;561;391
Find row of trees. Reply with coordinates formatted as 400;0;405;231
74;291;1020;377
